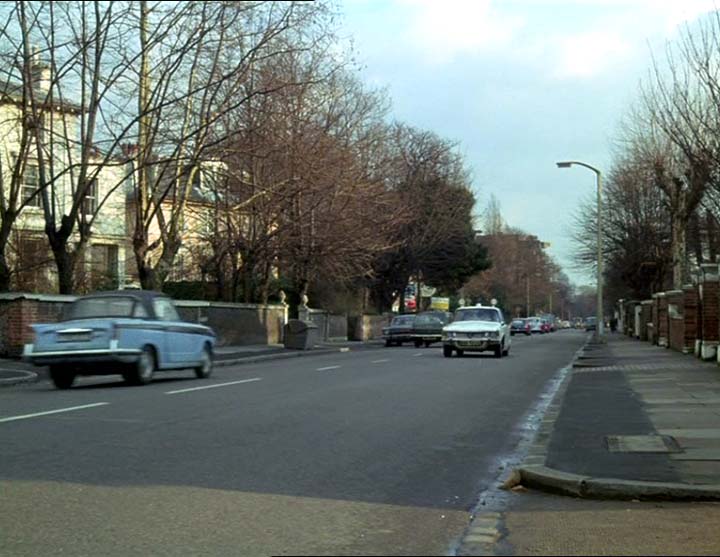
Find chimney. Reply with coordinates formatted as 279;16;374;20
30;46;51;92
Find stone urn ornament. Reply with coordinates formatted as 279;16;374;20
278;290;287;306
300;293;309;307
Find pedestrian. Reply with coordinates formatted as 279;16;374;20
610;317;617;333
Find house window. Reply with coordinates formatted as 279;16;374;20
16;235;51;291
22;164;40;207
90;244;119;290
83;178;98;215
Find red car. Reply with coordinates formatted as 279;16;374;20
540;319;551;334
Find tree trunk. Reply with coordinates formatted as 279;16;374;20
690;210;703;268
0;252;11;292
708;210;718;263
671;214;688;289
50;243;75;295
0;220;14;292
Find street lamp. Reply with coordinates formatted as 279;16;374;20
556;160;604;340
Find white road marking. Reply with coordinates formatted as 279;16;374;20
413;353;424;357
0;402;109;424
165;378;262;394
317;366;341;371
371;359;390;364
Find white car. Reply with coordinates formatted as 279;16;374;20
442;305;511;358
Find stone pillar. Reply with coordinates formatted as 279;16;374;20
683;284;699;356
640;300;652;342
666;290;684;352
657;292;669;348
699;264;719;361
650;294;660;345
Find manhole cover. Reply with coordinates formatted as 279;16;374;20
605;435;682;453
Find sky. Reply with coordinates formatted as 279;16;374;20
337;0;719;287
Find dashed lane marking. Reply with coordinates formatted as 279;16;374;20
165;378;262;394
317;366;341;371
371;359;390;364
0;402;109;423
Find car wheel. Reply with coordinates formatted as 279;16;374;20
194;346;213;379
414;339;423;348
443;345;453;358
49;365;75;389
127;347;155;386
385;339;392;347
494;343;503;358
456;349;464;357
424;341;431;348
503;343;510;356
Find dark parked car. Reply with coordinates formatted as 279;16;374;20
23;290;216;389
382;314;416;346
412;311;452;347
510;318;531;336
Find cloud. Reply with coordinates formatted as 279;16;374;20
550;30;633;79
397;0;526;63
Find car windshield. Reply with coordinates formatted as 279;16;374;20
415;313;447;325
512;320;525;326
454;308;500;322
392;316;415;326
65;297;136;320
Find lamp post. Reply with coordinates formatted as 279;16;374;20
556;160;604;340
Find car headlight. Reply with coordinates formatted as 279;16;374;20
488;331;499;338
449;331;457;339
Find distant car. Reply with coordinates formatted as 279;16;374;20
23;291;216;389
527;317;544;334
382;314;417;346
442;305;511;358
542;315;557;332
584;316;597;331
540;319;552;334
412;311;452;347
510;318;531;336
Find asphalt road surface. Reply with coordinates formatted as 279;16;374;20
0;331;586;556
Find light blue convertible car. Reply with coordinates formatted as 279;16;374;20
23;291;216;389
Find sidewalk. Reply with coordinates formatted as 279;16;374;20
0;339;386;386
518;334;720;500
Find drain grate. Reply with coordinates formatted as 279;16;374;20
605;434;682;453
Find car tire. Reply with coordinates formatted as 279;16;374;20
456;349;464;357
194;346;213;379
494;343;503;358
414;339;423;348
49;365;75;389
443;345;453;358
127;347;155;386
503;343;510;356
385;339;392;347
424;340;431;348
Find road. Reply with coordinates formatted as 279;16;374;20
0;331;586;556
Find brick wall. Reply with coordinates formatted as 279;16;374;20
699;264;719;360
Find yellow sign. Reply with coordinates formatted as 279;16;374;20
430;297;450;311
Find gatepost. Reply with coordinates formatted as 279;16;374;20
699;263;720;361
